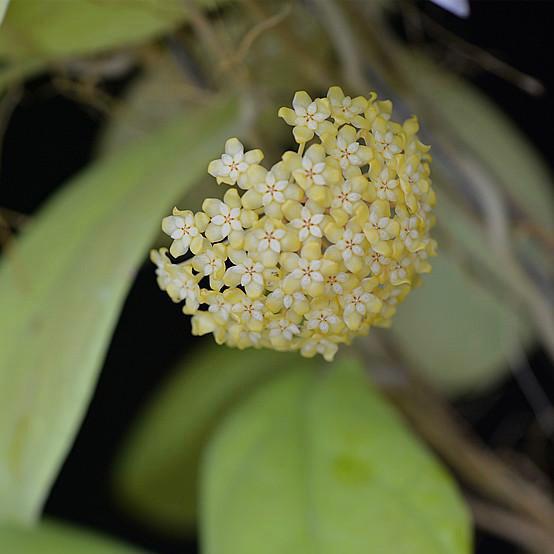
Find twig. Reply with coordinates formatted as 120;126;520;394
0;86;22;182
182;0;245;88
240;0;333;88
516;219;554;253
508;344;554;438
50;76;115;115
233;3;292;68
0;211;31;291
382;368;554;536
0;88;23;252
419;12;545;96
183;0;229;63
359;335;554;539
469;497;554;554
441;136;554;361
341;2;554;363
310;0;368;93
0;207;29;229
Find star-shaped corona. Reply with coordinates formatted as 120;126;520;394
152;87;436;361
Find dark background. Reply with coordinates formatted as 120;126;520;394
1;1;553;552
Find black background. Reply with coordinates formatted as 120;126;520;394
1;1;553;553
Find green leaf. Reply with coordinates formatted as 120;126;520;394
0;0;183;62
0;0;228;89
0;0;10;25
0;94;240;524
391;190;531;394
391;253;525;393
396;50;553;230
380;47;549;393
202;359;471;554
0;520;145;553
96;54;223;215
113;346;301;535
98;56;189;155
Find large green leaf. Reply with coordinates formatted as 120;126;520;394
390;187;531;394
0;0;183;61
0;0;10;25
0;94;240;524
98;55;189;155
396;50;553;229
113;346;303;535
0;520;144;553
97;55;222;215
202;359;471;554
0;0;227;89
381;47;551;393
391;253;524;393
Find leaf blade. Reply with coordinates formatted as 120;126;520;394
113;346;301;535
0;0;229;90
0;0;184;62
0;520;145;554
0;94;240;523
202;359;471;554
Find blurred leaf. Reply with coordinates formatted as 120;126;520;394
0;0;226;89
0;94;240;524
382;48;550;393
0;0;182;61
114;346;302;535
202;359;471;554
392;188;531;394
398;51;553;229
0;0;10;25
398;48;553;277
0;520;144;553
97;54;222;214
98;55;190;154
391;253;525;393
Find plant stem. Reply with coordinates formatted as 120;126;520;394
382;370;554;536
468;497;554;554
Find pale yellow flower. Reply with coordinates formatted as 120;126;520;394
208;137;263;188
153;87;436;360
278;91;333;143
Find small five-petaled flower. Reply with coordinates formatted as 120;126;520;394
153;87;436;361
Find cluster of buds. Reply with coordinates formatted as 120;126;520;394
152;87;436;361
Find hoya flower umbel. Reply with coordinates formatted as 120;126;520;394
153;87;436;361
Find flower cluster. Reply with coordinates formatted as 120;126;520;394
152;87;436;361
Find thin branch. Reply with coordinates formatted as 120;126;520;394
240;0;333;88
469;497;554;554
232;3;292;68
0;86;22;184
182;0;230;64
419;12;545;97
440;136;554;361
508;344;554;438
0;88;23;253
310;0;368;93
382;368;554;536
516;219;554;253
339;2;554;363
50;77;115;115
358;334;554;543
0;207;29;229
182;0;245;88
